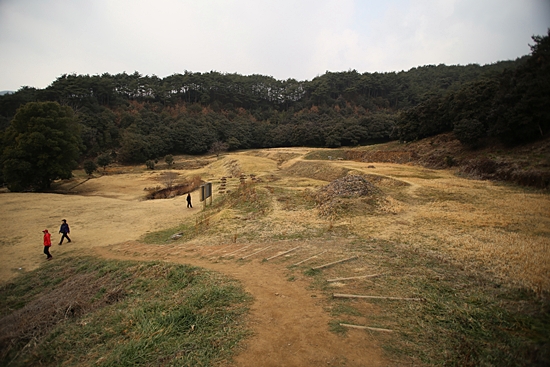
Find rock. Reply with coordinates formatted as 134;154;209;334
170;232;184;240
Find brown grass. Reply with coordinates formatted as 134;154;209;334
2;151;548;292
131;153;550;294
0;148;549;366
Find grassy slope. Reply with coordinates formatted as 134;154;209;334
0;256;251;367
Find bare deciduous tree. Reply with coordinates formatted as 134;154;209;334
162;172;178;190
209;141;229;158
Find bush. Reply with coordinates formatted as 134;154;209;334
96;153;112;171
83;160;97;176
145;160;155;170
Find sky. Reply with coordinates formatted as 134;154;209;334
0;0;549;91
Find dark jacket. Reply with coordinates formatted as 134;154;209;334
60;223;70;234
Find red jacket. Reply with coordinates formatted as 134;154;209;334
43;230;51;246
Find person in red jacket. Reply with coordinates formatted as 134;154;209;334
43;229;52;260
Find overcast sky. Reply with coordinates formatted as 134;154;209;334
0;0;549;91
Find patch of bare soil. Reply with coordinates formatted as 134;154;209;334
145;176;202;200
319;175;382;197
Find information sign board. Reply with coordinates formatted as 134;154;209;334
200;182;212;202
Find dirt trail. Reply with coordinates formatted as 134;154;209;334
93;242;386;367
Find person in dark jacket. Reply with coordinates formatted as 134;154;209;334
59;219;71;245
43;229;52;260
186;193;193;208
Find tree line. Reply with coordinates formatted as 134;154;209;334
0;31;548;191
396;30;550;147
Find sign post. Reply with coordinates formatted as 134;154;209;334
200;182;213;209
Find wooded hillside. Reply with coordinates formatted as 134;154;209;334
0;31;548;183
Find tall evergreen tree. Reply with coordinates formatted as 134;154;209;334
1;102;81;191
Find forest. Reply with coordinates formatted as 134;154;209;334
0;31;548;166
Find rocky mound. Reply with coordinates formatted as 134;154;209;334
315;175;385;218
318;175;382;198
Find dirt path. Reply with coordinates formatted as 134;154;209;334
93;241;386;367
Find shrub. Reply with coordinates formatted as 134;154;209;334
83;160;97;176
96;153;112;172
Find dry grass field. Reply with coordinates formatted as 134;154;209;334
0;147;548;366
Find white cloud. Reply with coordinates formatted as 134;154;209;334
0;0;548;90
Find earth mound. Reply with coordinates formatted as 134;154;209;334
315;175;388;218
319;174;382;198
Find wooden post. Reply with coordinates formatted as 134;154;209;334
266;246;300;261
240;246;272;260
339;323;393;333
291;251;327;266
222;245;252;258
333;294;424;301
312;255;358;270
326;274;382;282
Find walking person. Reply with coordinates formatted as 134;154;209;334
59;219;71;245
43;229;53;260
186;193;193;208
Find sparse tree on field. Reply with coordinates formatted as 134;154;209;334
165;154;174;166
209;141;229;157
97;153;112;172
83;160;97;176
